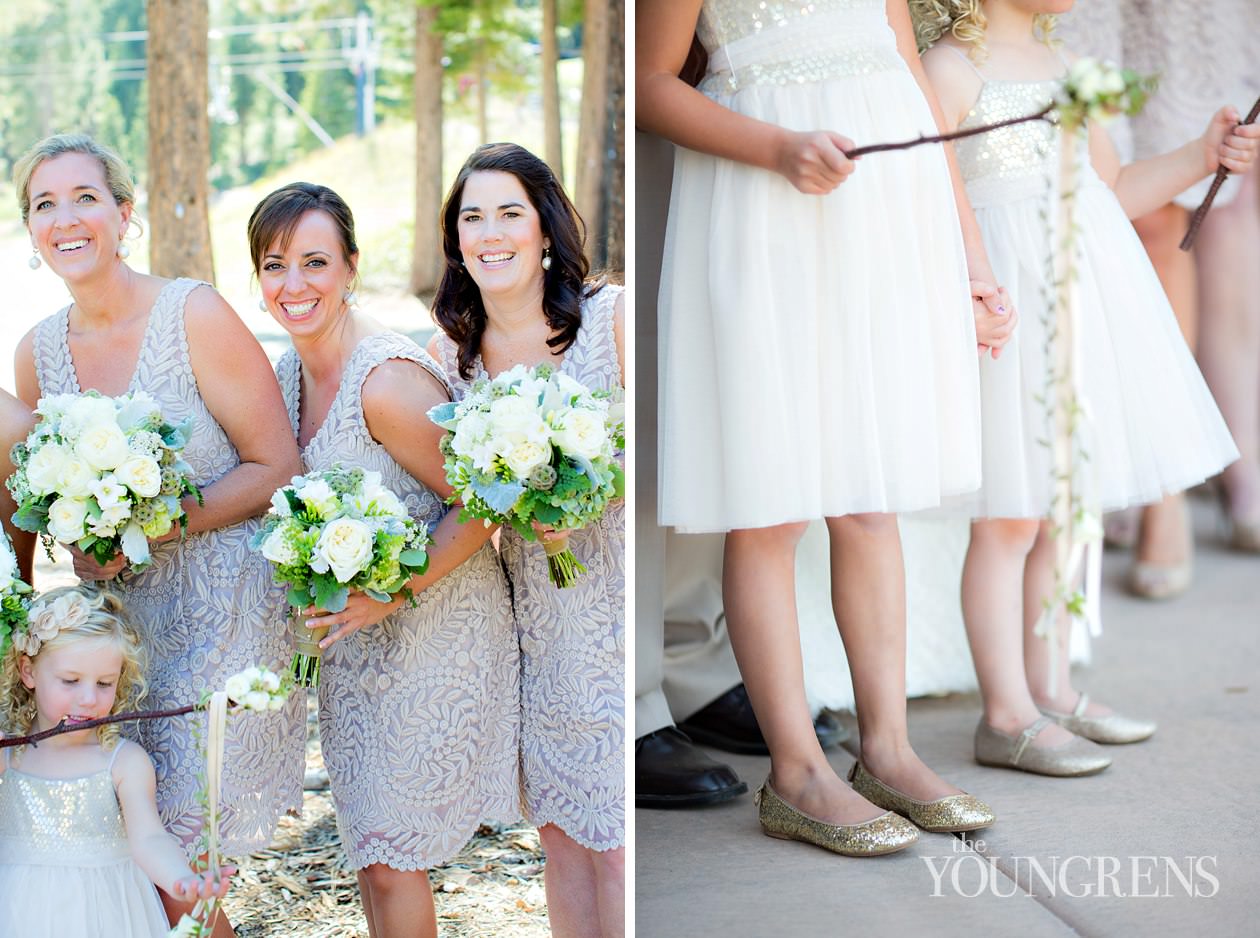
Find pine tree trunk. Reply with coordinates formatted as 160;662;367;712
602;0;624;272
575;0;610;254
409;3;444;298
146;0;214;282
541;0;563;183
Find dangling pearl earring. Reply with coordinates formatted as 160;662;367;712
541;248;552;271
116;243;130;260
28;249;41;270
344;289;358;307
258;299;267;312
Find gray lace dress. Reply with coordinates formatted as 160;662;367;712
31;278;305;856
276;331;520;870
435;285;626;851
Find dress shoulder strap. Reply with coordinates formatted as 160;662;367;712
938;43;986;81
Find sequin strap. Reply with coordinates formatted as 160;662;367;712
698;8;902;95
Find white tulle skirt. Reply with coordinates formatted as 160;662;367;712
954;175;1238;519
0;855;169;937
658;66;982;533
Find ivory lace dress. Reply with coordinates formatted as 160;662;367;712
434;285;626;851
277;332;520;869
0;742;170;937
657;0;982;532
32;278;305;855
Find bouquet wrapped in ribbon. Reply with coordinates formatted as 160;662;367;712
250;466;431;687
428;363;625;588
6;390;200;570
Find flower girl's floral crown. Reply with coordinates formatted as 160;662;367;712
9;591;92;657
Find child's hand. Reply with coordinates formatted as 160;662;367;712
1202;106;1260;176
971;281;1017;360
774;131;858;194
169;865;236;901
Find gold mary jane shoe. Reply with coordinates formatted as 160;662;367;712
754;780;918;857
975;717;1111;777
846;761;995;833
1038;692;1157;745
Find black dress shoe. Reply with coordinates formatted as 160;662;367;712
635;726;748;808
678;683;851;755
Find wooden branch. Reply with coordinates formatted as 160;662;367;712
0;703;198;748
1181;95;1260;251
844;103;1055;158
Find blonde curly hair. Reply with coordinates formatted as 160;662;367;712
909;0;1057;60
1;585;147;752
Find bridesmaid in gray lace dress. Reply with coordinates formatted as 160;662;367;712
430;143;625;938
248;183;519;938
11;133;305;934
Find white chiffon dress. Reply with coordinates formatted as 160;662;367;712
658;0;982;532
947;64;1237;518
0;742;169;937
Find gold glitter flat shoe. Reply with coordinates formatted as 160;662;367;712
974;717;1112;776
1038;692;1156;745
754;779;918;857
846;760;995;833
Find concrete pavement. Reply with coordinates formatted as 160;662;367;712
634;499;1259;937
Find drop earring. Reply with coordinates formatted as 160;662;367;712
258;299;267;312
541;247;552;271
117;243;130;260
28;248;41;270
344;289;358;307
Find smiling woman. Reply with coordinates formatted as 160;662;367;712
9;132;307;936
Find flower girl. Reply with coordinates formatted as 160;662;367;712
0;586;231;936
910;0;1258;773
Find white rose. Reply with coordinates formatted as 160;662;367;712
243;690;271;712
61;396;119;442
504;440;551;478
24;443;70;496
1099;68;1125;95
260;669;281;692
224;672;250;702
75;422;131;472
89;474;129;510
489;394;537;425
46;497;89;542
57;457;98;498
260;526;299;566
114;455;162;498
553;408;607;459
296;479;340;520
314;517;375;583
34;393;78;422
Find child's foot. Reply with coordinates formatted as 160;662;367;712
857;738;962;802
983;707;1077;749
1035;690;1156;744
767;761;887;826
1128;494;1192;599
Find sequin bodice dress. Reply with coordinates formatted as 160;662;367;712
278;332;520;869
0;744;169;937
658;0;983;532
949;73;1236;517
434;285;626;851
31;279;305;856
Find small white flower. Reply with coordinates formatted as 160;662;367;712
270;489;292;517
89;474;129;510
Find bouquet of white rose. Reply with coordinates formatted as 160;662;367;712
0;532;32;659
427;363;625;588
6;390;201;570
250;466;431;687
